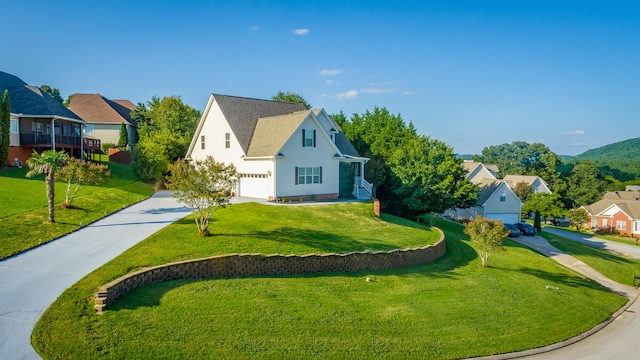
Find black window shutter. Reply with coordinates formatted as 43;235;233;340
319;167;322;183
313;130;316;147
295;167;299;185
302;129;305;147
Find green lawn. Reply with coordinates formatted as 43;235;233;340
544;224;639;246
33;208;626;359
0;163;153;259
539;231;640;286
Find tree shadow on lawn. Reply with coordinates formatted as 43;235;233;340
501;240;612;292
108;225;479;312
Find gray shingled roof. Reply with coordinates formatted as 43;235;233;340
213;94;307;154
476;179;503;204
0;70;83;121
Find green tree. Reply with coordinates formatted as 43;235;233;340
340;107;476;217
464;216;509;267
389;135;478;216
63;94;73;107
566;161;606;207
522;192;566;222
514;181;534;202
474;141;560;180
55;158;111;207
40;84;64;104
569;208;590;231
26;150;69;222
534;210;542;232
1;90;9;167
271;91;311;109
118;123;129;148
166;157;237;236
132;96;200;182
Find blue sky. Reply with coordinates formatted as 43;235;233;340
2;0;639;155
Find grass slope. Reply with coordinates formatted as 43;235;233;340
540;231;640;286
33;210;626;359
0;163;153;259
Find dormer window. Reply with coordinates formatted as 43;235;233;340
302;129;316;147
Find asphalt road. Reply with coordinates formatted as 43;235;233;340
0;191;190;360
512;228;640;360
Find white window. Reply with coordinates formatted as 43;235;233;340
10;119;18;133
84;125;94;134
616;221;626;230
296;167;322;184
201;135;205;150
225;133;230;148
602;219;608;228
499;191;506;202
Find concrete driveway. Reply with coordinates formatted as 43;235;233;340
0;191;190;360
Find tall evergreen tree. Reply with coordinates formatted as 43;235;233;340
0;90;10;167
118;123;129;148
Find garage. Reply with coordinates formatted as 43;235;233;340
238;175;269;199
486;213;520;225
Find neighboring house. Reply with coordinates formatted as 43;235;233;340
67;94;137;148
445;179;523;224
461;161;497;184
626;185;640;192
0;70;92;166
186;94;371;201
582;191;640;236
503;175;552;194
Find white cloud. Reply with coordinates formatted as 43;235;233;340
293;28;309;35
334;90;359;101
325;80;334;85
249;25;259;31
319;69;342;76
565;130;585;135
402;91;414;95
362;87;396;94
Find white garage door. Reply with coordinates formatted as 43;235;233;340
486;213;519;225
239;177;269;199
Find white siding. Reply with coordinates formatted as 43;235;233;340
275;117;339;198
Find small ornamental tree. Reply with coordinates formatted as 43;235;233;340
514;181;533;202
166;156;237;236
26;150;69;223
464;216;509;267
569;208;590;231
56;158;111;207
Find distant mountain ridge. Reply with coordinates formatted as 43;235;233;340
574;137;640;162
572;137;640;179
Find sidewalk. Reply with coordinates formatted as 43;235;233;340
511;234;639;298
0;191;190;360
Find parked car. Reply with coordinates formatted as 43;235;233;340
551;218;571;227
515;222;537;236
504;223;521;237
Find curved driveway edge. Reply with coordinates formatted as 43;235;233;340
0;191;190;360
472;232;640;360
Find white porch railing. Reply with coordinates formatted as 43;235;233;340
353;177;373;199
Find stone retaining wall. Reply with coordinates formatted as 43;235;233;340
95;229;445;314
